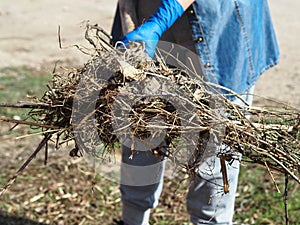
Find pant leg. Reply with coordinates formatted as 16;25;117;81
120;145;165;225
187;155;240;225
186;87;255;225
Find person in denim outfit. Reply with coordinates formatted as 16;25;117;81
111;0;280;224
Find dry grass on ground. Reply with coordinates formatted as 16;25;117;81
0;125;299;225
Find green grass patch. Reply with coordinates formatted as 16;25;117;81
235;164;300;224
0;66;51;118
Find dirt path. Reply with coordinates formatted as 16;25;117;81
0;0;117;70
255;0;300;107
0;0;299;106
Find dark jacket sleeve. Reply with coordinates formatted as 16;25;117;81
110;4;123;45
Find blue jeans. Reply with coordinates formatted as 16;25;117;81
120;87;254;225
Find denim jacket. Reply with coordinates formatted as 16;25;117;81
111;0;280;95
188;0;280;95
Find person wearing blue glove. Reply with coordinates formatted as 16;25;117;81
111;0;280;224
121;0;187;57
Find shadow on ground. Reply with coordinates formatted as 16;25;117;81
0;211;48;225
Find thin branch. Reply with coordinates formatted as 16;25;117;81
0;102;55;109
0;117;61;129
284;173;289;225
0;134;52;197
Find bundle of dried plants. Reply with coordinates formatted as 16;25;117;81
0;24;299;197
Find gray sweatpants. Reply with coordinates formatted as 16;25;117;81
120;87;255;225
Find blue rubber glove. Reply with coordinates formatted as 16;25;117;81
122;0;184;57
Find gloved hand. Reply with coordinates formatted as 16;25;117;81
122;0;184;57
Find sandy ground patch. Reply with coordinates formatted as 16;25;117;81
0;0;117;70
